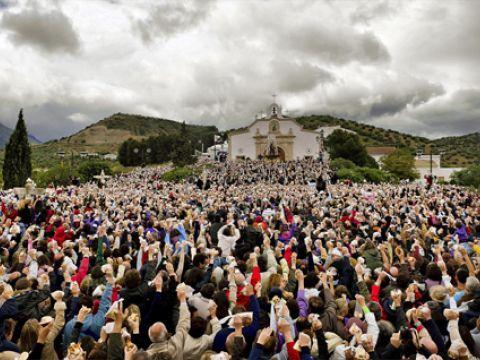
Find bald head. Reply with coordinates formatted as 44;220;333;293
149;322;167;343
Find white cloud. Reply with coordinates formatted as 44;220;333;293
67;112;90;123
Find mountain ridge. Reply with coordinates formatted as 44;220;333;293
0;122;41;147
28;112;480;169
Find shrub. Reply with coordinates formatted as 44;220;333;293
33;165;76;187
331;158;356;170
77;161;113;182
161;167;196;182
451;165;480;189
358;167;393;183
337;168;365;183
381;149;419;180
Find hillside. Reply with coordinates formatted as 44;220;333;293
294;115;479;167
14;112;478;170
431;132;480;167
29;113;219;169
0;122;41;147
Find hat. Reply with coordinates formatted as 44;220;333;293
429;285;448;302
39;316;54;326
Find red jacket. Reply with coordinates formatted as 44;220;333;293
53;226;73;247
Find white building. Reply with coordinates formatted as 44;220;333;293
103;153;118;161
367;147;397;167
207;142;228;159
229;103;329;161
368;146;462;181
414;154;462;181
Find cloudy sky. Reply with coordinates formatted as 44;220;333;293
0;0;479;141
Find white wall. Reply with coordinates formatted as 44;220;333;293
370;154;384;164
416;154;441;168
292;130;320;159
416;167;463;181
230;119;321;160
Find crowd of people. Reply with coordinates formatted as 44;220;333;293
0;161;478;360
194;159;335;189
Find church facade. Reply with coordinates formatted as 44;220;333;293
228;103;324;161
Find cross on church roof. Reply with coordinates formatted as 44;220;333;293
272;93;276;103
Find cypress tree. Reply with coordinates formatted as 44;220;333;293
3;109;32;189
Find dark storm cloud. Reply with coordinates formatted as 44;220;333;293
411;89;480;136
134;0;215;43
369;80;445;117
1;6;80;53
0;0;10;10
0;102;113;142
281;24;390;64
271;61;335;93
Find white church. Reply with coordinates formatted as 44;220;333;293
228;102;347;161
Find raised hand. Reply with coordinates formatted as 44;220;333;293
312;318;322;331
177;289;187;302
37;323;54;344
355;294;366;308
77;306;91;323
257;327;274;345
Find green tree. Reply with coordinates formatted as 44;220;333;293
77;161;113;182
451;165;480;189
170;135;195;167
381;149;418;180
33;165;76;187
337;168;365;183
118;140;130;166
3;109;32;189
330;157;356;170
325;130;377;167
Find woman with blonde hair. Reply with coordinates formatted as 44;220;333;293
17;319;40;353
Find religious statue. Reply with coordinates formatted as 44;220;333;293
264;134;278;158
25;178;36;197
